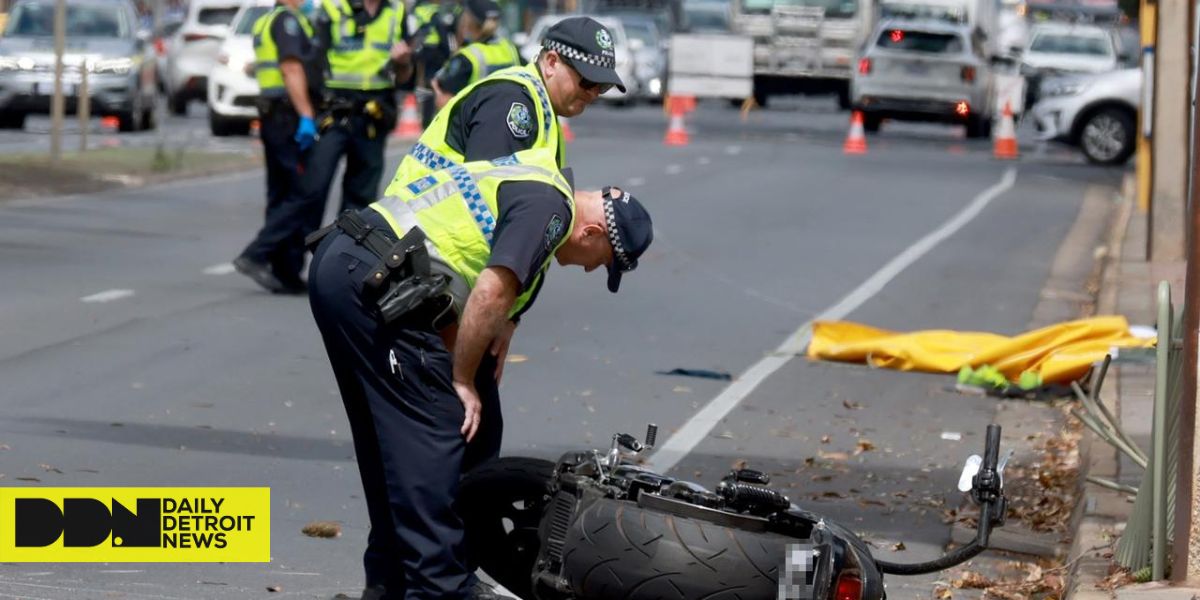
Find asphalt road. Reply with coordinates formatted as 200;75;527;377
0;96;1125;599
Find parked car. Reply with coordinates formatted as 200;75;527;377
152;14;185;93
614;13;666;100
851;20;995;137
208;0;272;136
1030;67;1138;165
1020;22;1120;106
515;14;639;103
163;0;240;115
0;0;157;131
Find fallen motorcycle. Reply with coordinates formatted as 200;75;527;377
460;424;1011;600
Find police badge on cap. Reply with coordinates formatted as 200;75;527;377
541;17;626;93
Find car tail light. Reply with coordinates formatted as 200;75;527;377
834;573;863;600
955;101;970;116
858;58;871;75
154;38;166;55
961;66;975;82
890;29;904;43
183;33;213;43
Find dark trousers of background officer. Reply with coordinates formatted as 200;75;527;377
308;227;503;600
239;107;321;284
304;111;390;217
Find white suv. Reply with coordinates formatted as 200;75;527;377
208;0;274;136
163;0;240;115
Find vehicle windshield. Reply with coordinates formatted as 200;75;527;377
623;21;658;44
234;6;272;35
198;6;240;26
1029;32;1112;56
5;1;130;38
740;0;859;19
876;29;964;52
880;2;969;24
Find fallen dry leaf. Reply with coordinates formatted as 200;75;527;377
892;542;906;551
953;571;994;589
266;585;282;593
934;586;953;599
38;464;63;474
842;399;862;410
854;440;876;455
820;435;831;444
301;521;342;539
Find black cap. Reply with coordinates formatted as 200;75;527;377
464;0;500;22
542;17;626;93
601;187;653;293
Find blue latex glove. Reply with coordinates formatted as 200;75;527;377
294;115;317;151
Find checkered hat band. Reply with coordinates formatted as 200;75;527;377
543;39;615;71
603;197;632;271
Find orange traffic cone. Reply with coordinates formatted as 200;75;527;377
843;111;868;155
663;99;689;146
993;101;1018;160
559;115;574;142
395;93;422;140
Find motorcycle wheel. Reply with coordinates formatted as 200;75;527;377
459;457;555;599
561;496;800;600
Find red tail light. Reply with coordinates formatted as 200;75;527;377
858;58;872;75
835;573;863;600
890;29;904;43
961;66;976;82
955;101;970;116
154;39;166;55
183;33;214;43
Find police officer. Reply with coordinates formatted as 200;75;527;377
305;0;413;216
308;147;653;600
410;0;455;126
233;0;323;293
430;0;522;108
389;16;625;189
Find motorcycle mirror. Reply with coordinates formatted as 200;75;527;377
958;454;982;492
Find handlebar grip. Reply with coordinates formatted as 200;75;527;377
982;424;1001;471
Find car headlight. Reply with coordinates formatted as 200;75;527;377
1041;81;1088;97
0;57;19;72
92;57;135;75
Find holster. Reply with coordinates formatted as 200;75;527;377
308;211;453;329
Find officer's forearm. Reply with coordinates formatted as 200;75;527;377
452;267;518;386
280;60;314;118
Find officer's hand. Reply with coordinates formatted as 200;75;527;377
389;40;412;63
490;320;518;384
453;380;482;442
294;115;317;151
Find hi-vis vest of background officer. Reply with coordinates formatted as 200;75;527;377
370;147;573;318
411;1;443;50
459;37;523;85
322;0;405;90
253;6;314;97
389;63;564;189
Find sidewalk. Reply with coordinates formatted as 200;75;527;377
1066;175;1195;598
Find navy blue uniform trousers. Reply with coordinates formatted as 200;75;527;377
240;108;322;282
304;114;388;216
308;225;502;600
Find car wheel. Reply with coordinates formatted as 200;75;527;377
142;104;157;131
118;94;144;132
863;113;882;133
0;111;26;130
209;109;247;136
1079;108;1134;166
836;87;852;111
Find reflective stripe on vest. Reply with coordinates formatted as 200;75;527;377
253;7;313;97
387;63;562;191
370;148;574;316
322;0;403;90
460;38;522;85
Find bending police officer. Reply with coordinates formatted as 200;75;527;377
306;0;413;216
234;0;323;293
389;16;625;189
431;0;522;108
307;147;653;600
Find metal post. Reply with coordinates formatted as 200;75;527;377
78;67;89;152
1153;282;1172;581
48;0;65;162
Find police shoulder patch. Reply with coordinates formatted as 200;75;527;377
283;15;300;36
544;213;565;252
506;102;533;139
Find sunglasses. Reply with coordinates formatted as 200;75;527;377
559;55;615;95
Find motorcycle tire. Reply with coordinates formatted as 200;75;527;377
459;457;556;599
560;496;796;599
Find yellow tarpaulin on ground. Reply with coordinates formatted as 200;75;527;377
806;316;1154;384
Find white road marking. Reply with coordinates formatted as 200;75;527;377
724;145;742;155
626;176;646;187
96;570;144;574
665;164;683;175
203;262;236;275
697;156;712;165
80;289;134;303
645;167;1018;474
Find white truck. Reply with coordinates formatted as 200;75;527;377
729;0;878;108
878;0;1001;56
